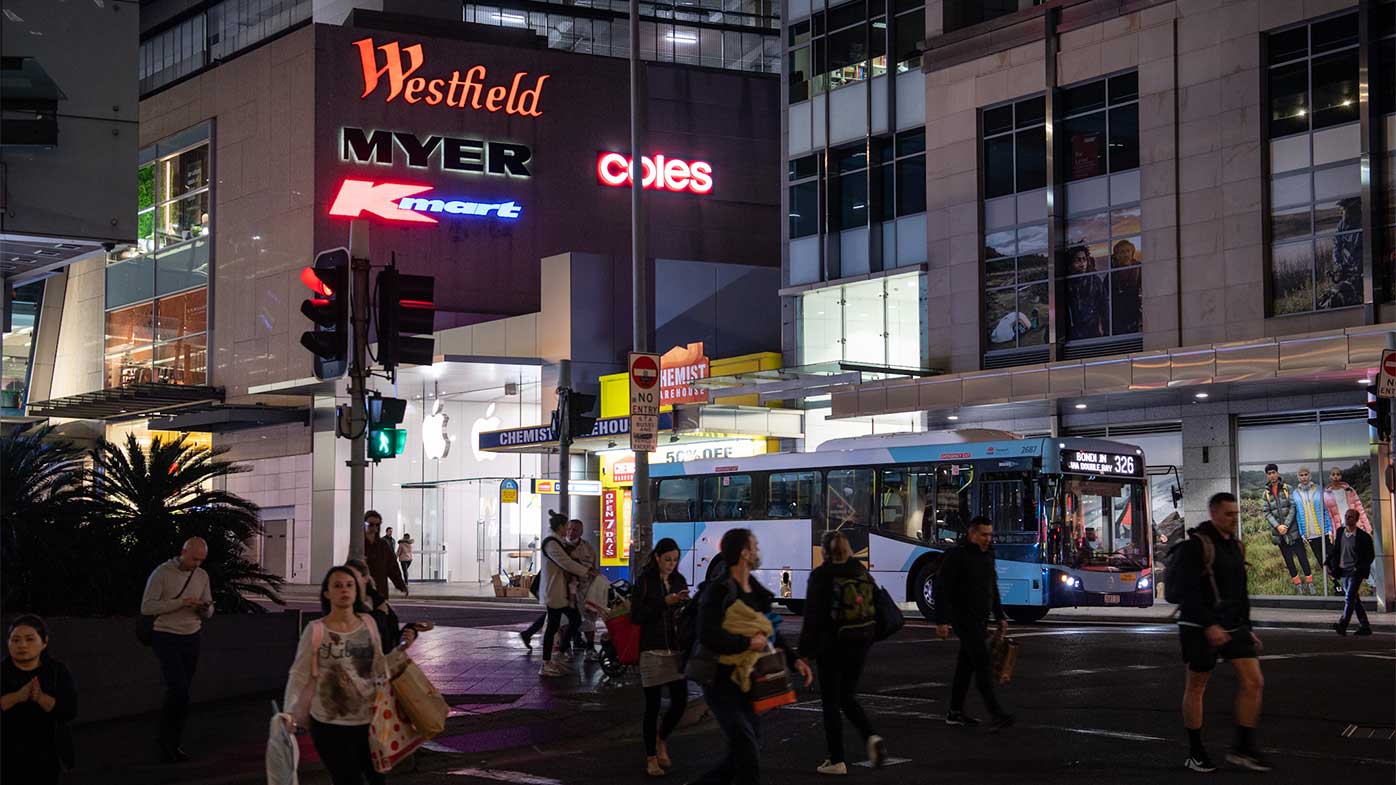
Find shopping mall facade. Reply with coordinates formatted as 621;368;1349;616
778;0;1395;605
15;5;791;586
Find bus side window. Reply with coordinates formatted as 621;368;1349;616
981;476;1036;532
769;471;819;518
878;467;933;541
702;474;752;520
826;468;873;531
932;465;970;543
656;477;699;522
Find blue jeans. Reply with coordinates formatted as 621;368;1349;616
151;630;200;752
694;675;761;785
1340;573;1370;628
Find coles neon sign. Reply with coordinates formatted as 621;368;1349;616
328;179;522;224
354;38;549;116
597;153;714;195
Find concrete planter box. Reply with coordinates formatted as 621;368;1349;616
28;611;302;724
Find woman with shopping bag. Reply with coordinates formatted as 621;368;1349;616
630;538;690;776
282;566;422;785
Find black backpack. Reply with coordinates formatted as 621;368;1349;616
1164;529;1244;606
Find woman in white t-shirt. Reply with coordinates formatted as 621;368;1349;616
283;566;390;785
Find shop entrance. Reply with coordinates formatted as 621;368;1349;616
404;477;541;584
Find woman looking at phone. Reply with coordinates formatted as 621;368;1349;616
629;538;690;776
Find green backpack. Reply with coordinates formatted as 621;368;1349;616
829;573;878;643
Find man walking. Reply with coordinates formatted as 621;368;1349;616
1176;492;1269;773
382;526;398;557
363;511;407;598
1327;509;1375;636
140;537;214;763
934;516;1013;732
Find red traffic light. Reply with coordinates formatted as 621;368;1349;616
300;265;334;297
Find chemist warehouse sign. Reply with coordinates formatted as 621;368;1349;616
325;36;717;227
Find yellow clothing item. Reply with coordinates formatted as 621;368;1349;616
716;600;774;692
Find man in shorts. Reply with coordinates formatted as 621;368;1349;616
1175;491;1268;773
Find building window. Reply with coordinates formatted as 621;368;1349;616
1378;2;1395;300
893;0;925;74
1267;11;1363;315
797;272;924;368
107;125;211;389
981;96;1048;354
832;143;870;229
788;0;914;103
879;126;926;218
1;281;43;414
140;0;312;95
789;154;822;238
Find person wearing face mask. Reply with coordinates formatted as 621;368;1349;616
630;538;690;776
688;528;813;785
565;518;600;657
1291;467;1330;588
2;615;77;785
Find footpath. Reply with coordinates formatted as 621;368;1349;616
66;622;687;785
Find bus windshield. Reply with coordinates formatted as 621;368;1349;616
1060;477;1148;570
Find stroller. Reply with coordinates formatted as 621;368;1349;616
591;579;637;678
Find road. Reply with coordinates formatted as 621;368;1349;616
270;599;1395;785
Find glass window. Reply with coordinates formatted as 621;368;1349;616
837;170;868;228
878;467;932;541
826;468;874;530
799;286;844;365
894;9;923;72
1058;73;1138;184
1061;477;1147;567
769;471;820;518
1268;13;1359;138
656;477;700;521
790;180;820;238
930;464;972;543
702;474;753;520
981;477;1036;533
896;155;926;216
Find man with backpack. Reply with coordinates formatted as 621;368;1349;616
798;530;887;775
934;516;1013;732
1172;492;1269;773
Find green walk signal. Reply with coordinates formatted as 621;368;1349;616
368;427;407;461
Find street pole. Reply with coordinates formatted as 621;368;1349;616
347;219;371;562
1378;332;1396;612
628;0;653;576
557;358;571;521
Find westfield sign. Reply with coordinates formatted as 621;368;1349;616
354;38;550;116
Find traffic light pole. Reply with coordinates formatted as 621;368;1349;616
346;220;372;562
628;0;654;577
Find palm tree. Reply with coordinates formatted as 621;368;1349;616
0;426;102;614
90;433;285;614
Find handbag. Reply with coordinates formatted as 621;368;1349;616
391;658;449;739
135;568;196;646
747;645;796;715
872;585;905;642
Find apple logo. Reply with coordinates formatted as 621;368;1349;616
470;402;501;463
423;399;452;460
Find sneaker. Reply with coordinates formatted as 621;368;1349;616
1305;582;1317;596
816;760;848;775
1354;626;1373;636
944;711;980;727
556;656;578;671
985;714;1015;733
1335;623;1348;636
520;632;534;650
866;735;887;768
1184;753;1217;773
539;661;565;677
1225;749;1272;772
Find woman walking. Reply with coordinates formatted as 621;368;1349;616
396;533;414;584
2;615;77;785
630;538;691;776
798;531;886;775
283;566;392;785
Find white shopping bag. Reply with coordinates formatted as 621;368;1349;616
267;702;299;785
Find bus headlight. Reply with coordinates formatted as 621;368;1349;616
1059;574;1071;584
1136;576;1151;591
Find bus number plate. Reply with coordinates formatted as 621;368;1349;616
1103;594;1121;604
1118;574;1136;584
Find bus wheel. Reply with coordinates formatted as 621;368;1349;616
783;600;806;616
913;562;938;621
1005;606;1049;624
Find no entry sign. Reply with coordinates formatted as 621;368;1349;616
629;352;661;452
1380;349;1396;399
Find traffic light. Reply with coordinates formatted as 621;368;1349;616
1367;385;1392;442
376;267;436;373
299;248;349;380
554;389;598;441
367;395;408;461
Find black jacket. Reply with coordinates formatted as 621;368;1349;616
697;573;791;679
1;656;77;773
630;568;689;652
933;542;1005;626
798;560;872;659
1325;527;1376;580
1175;521;1251;630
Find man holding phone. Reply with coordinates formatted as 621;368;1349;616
140;537;215;763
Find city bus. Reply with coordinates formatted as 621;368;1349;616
649;431;1154;622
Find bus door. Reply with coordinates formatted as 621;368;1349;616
653;476;700;579
975;465;1043;605
823;467;875;563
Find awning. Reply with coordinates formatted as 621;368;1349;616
146;404;307;433
25;383;224;421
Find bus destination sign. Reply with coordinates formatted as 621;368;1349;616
1060;449;1142;477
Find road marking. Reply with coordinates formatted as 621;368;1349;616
854;757;913;768
448;768;565;784
1037;725;1167;742
1354;653;1396;661
878;681;946;693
